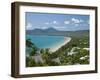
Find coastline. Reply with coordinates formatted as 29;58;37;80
50;37;71;52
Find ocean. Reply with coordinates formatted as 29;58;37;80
26;35;66;49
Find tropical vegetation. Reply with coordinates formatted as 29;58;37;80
26;34;89;67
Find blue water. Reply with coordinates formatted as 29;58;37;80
26;35;65;49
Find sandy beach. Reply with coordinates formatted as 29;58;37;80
50;37;71;52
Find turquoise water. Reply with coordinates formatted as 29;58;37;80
26;35;65;49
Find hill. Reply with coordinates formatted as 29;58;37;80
26;27;89;37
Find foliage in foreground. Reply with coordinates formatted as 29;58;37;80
26;36;89;67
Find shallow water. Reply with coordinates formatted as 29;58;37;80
26;35;67;49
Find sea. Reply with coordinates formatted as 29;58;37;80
26;35;66;49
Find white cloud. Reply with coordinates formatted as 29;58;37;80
53;26;65;29
34;26;49;30
26;22;33;30
45;21;58;25
53;21;57;24
71;18;84;24
53;26;67;31
80;20;84;23
71;18;80;23
64;20;70;24
41;26;49;29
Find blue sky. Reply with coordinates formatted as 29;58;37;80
25;12;89;31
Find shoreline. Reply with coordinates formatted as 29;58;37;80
50;37;71;52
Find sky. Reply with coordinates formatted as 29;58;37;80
25;12;89;31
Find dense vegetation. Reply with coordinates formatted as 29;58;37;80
26;33;89;67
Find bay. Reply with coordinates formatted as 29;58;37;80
26;35;66;49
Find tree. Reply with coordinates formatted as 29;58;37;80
26;39;38;56
40;49;45;54
29;47;37;56
26;39;34;48
26;57;36;67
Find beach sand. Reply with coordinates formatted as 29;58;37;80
50;37;71;52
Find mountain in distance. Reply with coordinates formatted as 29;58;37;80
26;27;58;34
43;27;59;33
44;27;58;32
26;27;89;37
